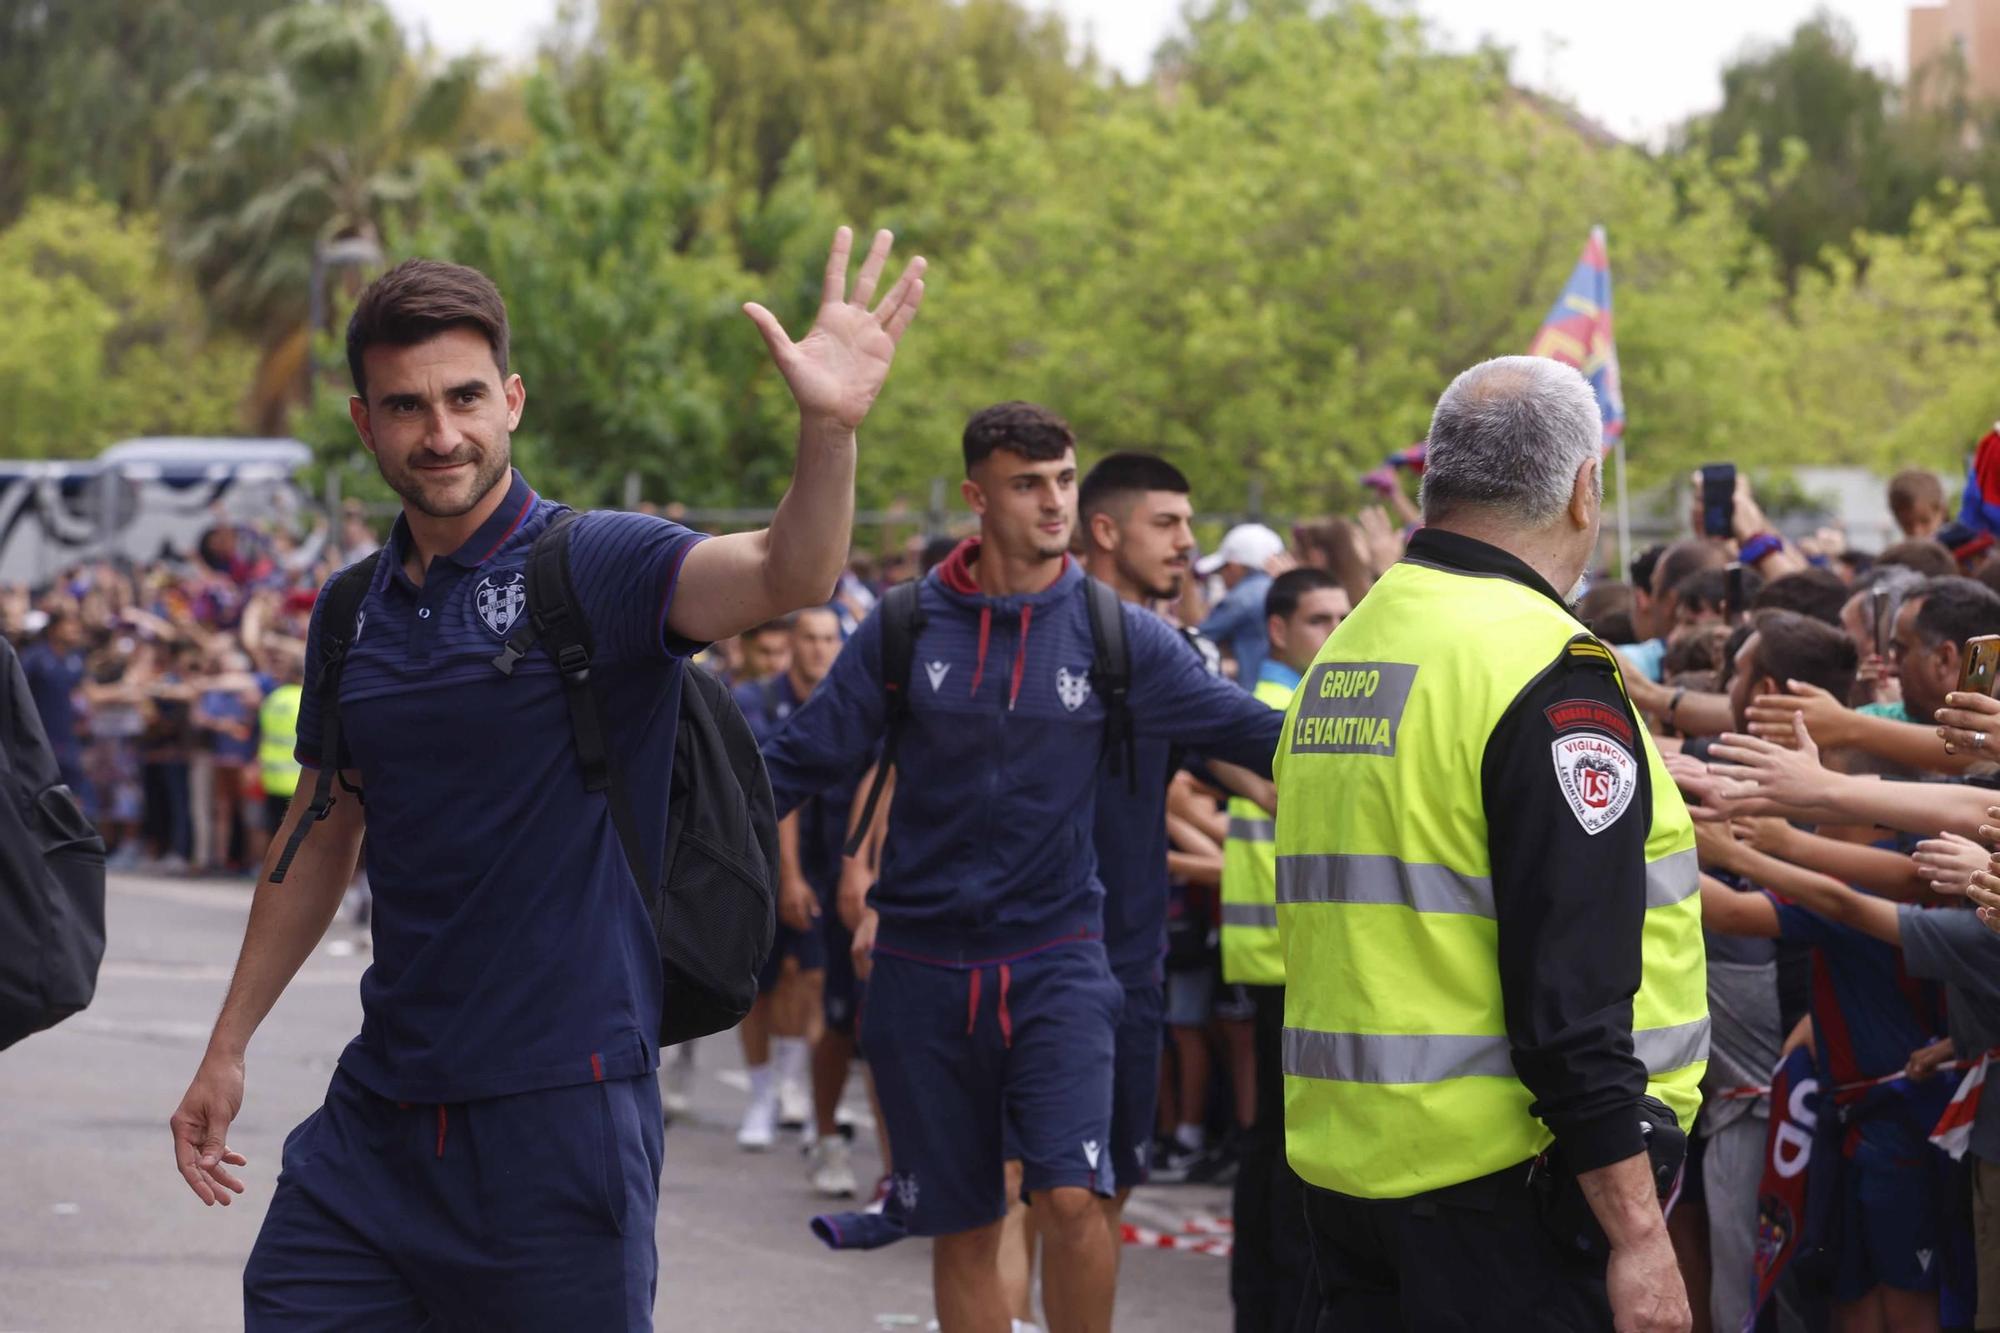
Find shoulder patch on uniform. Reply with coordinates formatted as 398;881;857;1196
1544;698;1635;745
1564;637;1619;670
1551;733;1639;835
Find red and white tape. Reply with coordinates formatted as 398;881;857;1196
1121;1223;1234;1257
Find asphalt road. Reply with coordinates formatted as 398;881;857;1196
0;873;1234;1331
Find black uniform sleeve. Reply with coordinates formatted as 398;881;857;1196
1481;641;1652;1174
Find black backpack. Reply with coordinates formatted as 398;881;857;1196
845;574;1134;855
0;634;107;1051
272;510;778;1046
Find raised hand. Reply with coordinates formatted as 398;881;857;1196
1746;681;1850;749
1913;832;1991;893
1708;714;1829;812
1935;691;2000;758
742;227;927;433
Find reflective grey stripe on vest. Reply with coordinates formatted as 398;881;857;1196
1277;849;1699;920
1645;849;1699;909
1632;1014;1709;1072
1227;815;1275;844
1221;903;1279;929
1276;854;1495;918
1285;1015;1711;1085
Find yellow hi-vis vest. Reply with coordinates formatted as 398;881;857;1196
1273;558;1706;1200
1221;673;1295;987
258;683;303;801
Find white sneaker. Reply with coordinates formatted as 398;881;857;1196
778;1079;811;1131
808;1135;859;1198
737;1096;777;1151
662;1047;695;1120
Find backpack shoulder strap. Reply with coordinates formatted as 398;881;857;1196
269;552;380;883
842;580;926;857
1082;577;1136;792
519;511;647;890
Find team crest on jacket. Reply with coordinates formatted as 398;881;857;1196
1056;667;1092;712
1551;733;1638;835
474;571;527;637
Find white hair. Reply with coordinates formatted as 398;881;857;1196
1419;356;1602;528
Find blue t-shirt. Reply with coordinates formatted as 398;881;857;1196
1773;896;1948;1153
296;470;705;1103
20;642;84;760
1616;637;1668;685
1097;623;1229;990
736;671;860;897
1198;572;1273;683
200;688;256;763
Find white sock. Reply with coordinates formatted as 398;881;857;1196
1175;1123;1205;1152
773;1036;809;1087
747;1062;775;1106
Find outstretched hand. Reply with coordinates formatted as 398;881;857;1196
1745;681;1847;749
742;227;926;433
1707;714;1829;812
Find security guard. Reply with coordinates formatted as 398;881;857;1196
1274;357;1705;1332
1221;566;1347;1333
256;667;303;840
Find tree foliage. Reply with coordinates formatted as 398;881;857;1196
0;0;291;223
0;197;257;457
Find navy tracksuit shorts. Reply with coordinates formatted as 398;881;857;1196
245;1068;663;1331
862;938;1122;1236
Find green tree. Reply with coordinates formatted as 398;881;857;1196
164;0;485;429
0;196;258;457
0;0;290;223
594;0;1094;215
385;63;843;505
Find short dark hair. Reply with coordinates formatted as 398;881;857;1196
1078;452;1190;523
1878;539;1957;580
1576;579;1633;637
1265;567;1339;621
1675;565;1763;618
744;617;792;640
1888;469;1946;523
1655;539;1725;600
347;258;511;399
1912;576;2000;649
1629;543;1665;592
962;402;1075;474
1750;569;1848;625
1976;552;2000;601
1748;610;1856;701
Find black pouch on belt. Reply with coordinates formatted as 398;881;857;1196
1528;1095;1687;1263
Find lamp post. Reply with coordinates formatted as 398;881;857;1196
304;234;386;405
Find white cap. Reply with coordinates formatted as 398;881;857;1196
1195;523;1286;576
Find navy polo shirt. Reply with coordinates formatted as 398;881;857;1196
296;470;705;1103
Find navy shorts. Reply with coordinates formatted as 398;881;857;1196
862;939;1122;1236
1833;1135;1941;1301
756;917;829;992
245;1068;664;1331
1110;983;1165;1191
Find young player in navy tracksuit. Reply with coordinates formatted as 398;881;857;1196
761;404;1283;1333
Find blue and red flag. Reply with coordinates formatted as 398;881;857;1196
1527;225;1625;448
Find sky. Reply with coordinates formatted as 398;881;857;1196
383;0;1911;144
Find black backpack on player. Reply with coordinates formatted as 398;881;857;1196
0;633;107;1051
273;510;777;1045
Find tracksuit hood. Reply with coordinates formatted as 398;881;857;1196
931;537;1079;713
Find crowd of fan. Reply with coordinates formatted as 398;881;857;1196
18;466;2000;1327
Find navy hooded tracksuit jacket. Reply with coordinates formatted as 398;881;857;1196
761;538;1284;965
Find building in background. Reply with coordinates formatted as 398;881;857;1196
1910;0;2000;105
